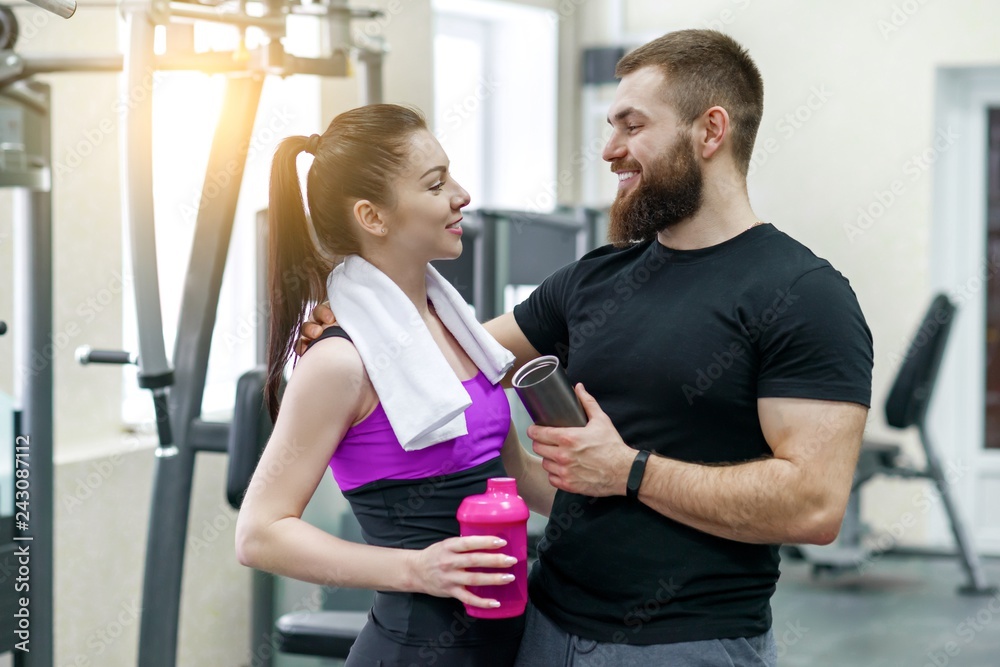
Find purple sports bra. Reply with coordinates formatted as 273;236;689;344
330;370;512;491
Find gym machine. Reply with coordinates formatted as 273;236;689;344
0;1;78;664
0;72;54;667
84;5;385;665
0;0;384;665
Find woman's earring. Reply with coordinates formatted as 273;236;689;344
380;228;387;235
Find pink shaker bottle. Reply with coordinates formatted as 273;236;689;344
456;477;529;618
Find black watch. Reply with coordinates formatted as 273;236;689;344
626;450;651;500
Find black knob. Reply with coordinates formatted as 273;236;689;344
0;321;7;336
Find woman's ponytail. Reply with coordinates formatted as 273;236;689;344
264;136;330;421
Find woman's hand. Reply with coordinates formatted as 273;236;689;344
296;301;338;356
406;536;517;609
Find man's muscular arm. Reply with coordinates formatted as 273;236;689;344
530;385;868;545
636;398;867;544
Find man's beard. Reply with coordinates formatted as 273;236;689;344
607;132;703;248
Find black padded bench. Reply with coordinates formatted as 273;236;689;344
275;610;368;658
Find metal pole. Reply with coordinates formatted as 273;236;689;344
921;429;996;594
11;86;54;664
121;9;174;409
253;210;276;667
357;49;384;104
121;8;184;666
135;73;264;667
22;0;75;19
167;2;285;30
252;570;275;667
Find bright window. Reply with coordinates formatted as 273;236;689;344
432;0;558;211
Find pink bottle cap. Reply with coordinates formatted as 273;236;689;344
456;477;530;523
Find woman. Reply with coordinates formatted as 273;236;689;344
235;104;553;666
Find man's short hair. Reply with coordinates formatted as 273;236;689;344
616;30;764;176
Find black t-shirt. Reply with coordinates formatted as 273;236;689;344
512;223;873;645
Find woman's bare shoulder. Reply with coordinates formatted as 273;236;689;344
289;335;370;403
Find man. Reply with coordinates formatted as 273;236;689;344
303;29;872;666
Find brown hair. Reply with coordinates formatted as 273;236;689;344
616;30;764;176
265;104;428;419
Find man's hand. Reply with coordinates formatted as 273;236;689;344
527;383;635;497
296;301;338;356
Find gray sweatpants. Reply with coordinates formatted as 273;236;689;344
513;603;777;667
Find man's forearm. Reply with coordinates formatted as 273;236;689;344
637;455;840;545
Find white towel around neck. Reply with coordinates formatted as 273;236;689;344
327;255;515;451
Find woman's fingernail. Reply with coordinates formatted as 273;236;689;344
502;574;515;582
505;556;517;565
493;539;507;547
490;600;501;608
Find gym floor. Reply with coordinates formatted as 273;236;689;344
772;554;1000;666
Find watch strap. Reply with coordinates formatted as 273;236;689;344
626;449;651;500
